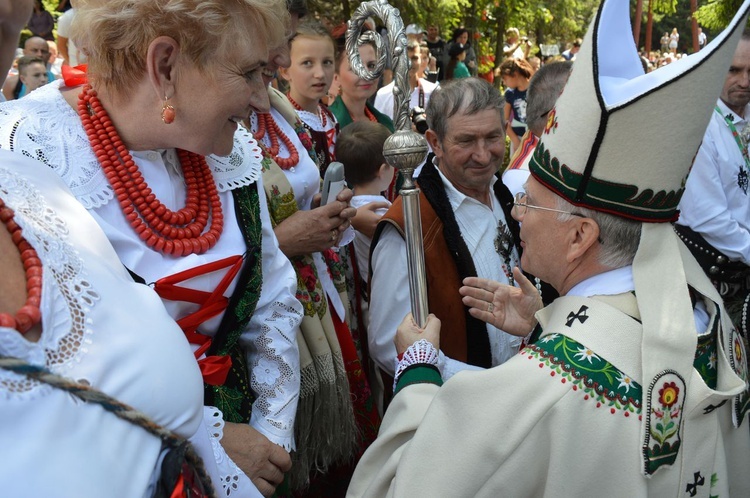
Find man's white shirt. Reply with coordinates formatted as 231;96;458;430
373;78;438;121
677;99;750;264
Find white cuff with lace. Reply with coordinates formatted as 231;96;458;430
393;339;439;391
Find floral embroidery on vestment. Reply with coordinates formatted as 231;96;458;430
693;329;718;390
643;371;685;475
525;333;641;416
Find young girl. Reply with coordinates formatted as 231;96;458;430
498;58;533;152
279;19;339;176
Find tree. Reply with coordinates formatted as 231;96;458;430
695;0;746;30
308;0;595;75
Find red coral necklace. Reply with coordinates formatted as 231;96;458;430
364;106;378;123
77;84;223;257
253;113;300;169
286;94;328;127
0;198;43;333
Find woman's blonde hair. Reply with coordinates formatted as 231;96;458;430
72;0;289;97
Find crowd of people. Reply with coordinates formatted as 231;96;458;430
0;0;749;497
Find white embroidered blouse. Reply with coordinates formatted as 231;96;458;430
0;152;258;496
677;99;750;264
0;81;302;494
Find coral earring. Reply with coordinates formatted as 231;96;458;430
162;103;176;124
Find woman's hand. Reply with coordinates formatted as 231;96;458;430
221;423;291;497
459;267;542;336
395;313;440;356
350;201;390;239
274;188;356;257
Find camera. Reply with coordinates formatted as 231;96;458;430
410;106;429;134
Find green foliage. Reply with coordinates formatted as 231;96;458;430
651;0;678;15
695;0;747;31
309;0;744;72
311;0;596;55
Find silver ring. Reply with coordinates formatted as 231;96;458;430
487;302;494;313
331;229;337;242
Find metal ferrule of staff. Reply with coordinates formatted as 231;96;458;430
345;0;430;327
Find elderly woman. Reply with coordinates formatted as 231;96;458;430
0;0;302;496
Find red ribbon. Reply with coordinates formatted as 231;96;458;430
61;64;88;87
325;128;337;157
197;355;233;385
170;474;184;498
153;255;244;386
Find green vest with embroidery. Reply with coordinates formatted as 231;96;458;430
203;183;263;423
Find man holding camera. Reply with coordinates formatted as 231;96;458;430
368;78;526;409
374;39;437;132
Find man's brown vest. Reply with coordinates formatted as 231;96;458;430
369;160;522;368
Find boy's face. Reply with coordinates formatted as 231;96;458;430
20;62;47;92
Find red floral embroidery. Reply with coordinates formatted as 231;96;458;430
658;382;679;408
298;263;317;292
323;248;340;263
544;107;559;135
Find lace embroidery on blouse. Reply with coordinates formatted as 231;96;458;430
0;80;263;209
205;406;247;496
0;167;99;399
249;300;301;450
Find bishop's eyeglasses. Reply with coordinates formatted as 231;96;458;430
512;192;604;244
512;192;585;218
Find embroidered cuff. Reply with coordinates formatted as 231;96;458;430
393;339;439;392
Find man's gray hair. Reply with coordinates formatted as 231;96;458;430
426;77;505;141
526;61;572;136
555;196;642;268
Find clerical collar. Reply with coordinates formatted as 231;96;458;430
567;266;634;298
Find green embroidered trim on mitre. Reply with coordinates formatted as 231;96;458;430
204;183;263;423
529;140;684;222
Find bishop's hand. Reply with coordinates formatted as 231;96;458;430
459;267;542;336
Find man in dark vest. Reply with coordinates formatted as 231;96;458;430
368;77;541;405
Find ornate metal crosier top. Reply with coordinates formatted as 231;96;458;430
345;0;430;325
344;0;429;183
